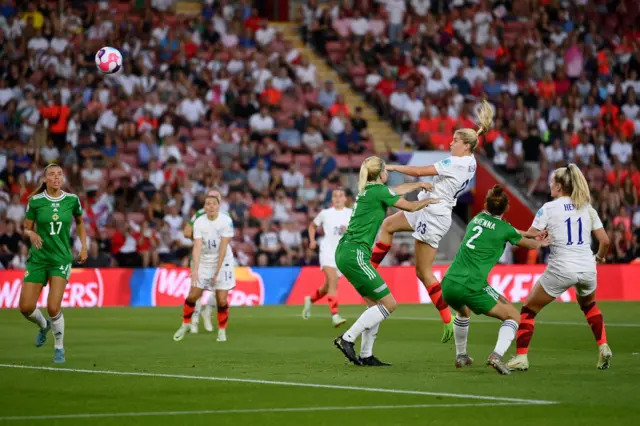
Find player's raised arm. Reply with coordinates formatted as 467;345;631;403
389;182;434;195
386;164;438;177
393;196;440;213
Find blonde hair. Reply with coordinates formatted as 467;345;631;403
358;156;385;194
454;100;494;152
553;163;591;209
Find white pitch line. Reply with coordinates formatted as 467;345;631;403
287;314;640;327
391;316;640;328
0;402;528;421
0;364;556;405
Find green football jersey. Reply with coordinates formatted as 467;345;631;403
340;183;399;251
25;191;83;265
444;212;522;289
189;208;205;227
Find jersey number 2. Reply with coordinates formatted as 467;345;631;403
565;217;584;245
465;226;483;249
49;222;62;235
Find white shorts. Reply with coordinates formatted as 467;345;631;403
193;263;236;292
319;246;342;277
403;210;452;249
538;269;597;298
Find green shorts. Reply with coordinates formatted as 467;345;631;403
441;277;501;316
335;242;390;301
24;261;72;286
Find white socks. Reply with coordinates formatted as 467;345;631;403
203;294;216;317
494;319;518;356
51;312;65;349
453;315;470;355
26;309;47;329
343;305;389;343
360;323;380;358
193;298;203;321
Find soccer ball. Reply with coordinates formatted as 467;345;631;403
95;47;122;74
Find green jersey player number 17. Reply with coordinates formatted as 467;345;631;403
18;164;88;365
333;156;440;367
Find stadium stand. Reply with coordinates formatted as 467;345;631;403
300;0;640;264
0;0;383;269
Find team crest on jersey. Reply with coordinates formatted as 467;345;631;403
536;208;544;217
52;213;59;221
440;159;451;167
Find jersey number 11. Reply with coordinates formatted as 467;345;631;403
565;217;584;245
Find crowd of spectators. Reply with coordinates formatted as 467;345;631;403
0;0;385;269
301;0;640;263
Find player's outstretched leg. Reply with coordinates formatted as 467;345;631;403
415;241;453;342
303;286;325;320
578;296;612;369
453;312;473;368
370;213;408;269
506;306;537;371
174;287;203;341
216;290;229;342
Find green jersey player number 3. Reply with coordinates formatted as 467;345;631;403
333;156;439;367
19;164;88;365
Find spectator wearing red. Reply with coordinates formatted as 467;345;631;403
111;223;142;267
39;93;70;152
133;221;160;267
416;108;438;135
244;8;261;33
433;106;457;135
164;157;186;191
537;73;556;100
607;162;629;186
249;195;274;224
329;94;350;117
260;79;282;107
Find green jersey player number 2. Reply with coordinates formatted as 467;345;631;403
19;164;88;365
440;185;548;375
333;156;439;367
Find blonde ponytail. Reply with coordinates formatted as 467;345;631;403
357;156;385;194
454;100;494;152
553;164;591;209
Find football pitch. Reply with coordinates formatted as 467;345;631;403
0;303;639;425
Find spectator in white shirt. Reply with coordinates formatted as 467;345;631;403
350;9;369;37
403;91;425;123
81;159;105;195
6;194;26;224
255;20;276;46
272;67;293;92
383;0;406;42
389;85;409;115
453;11;473;44
27;29;49;54
610;137;633;165
295;56;317;87
575;138;595;165
545;139;564;167
40;139;60;164
159;136;182;164
411;0;431;17
302;125;324;152
178;89;206;125
282;163;305;194
252;58;273;94
249;106;275;138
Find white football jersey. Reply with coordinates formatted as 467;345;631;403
532;196;603;273
418;155;476;214
193;213;234;265
313;207;352;249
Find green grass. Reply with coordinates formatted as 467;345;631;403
1;303;639;425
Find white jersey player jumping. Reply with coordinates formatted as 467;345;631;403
369;101;494;343
508;164;612;371
303;188;352;327
174;193;236;343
